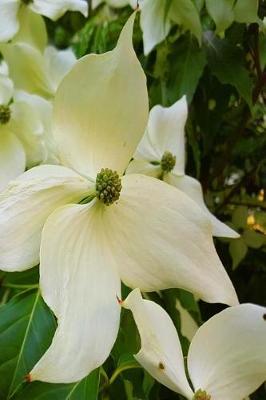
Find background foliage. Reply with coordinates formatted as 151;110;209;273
0;0;265;399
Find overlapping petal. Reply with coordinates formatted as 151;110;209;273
31;202;121;383
188;304;266;400
53;13;148;178
30;0;88;20
0;73;13;105
136;97;187;175
140;0;171;55
0;0;20;42
0;165;90;272
165;173;240;238
102;174;238;306
123;289;193;399
0;129;25;192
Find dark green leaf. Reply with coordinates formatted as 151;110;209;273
0;290;56;399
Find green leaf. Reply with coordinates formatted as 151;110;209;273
234;0;259;23
110;354;141;385
205;0;235;33
243;229;266;249
229;238;248;269
170;0;202;42
0;290;56;399
204;32;253;106
166;34;206;103
13;369;100;400
232;206;248;229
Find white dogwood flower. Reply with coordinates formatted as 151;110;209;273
127;96;239;238
0;0;88;43
124;288;266;400
0;73;56;191
0;6;77;98
0;14;237;383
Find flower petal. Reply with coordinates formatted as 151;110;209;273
103;174;238;306
123;289;193;399
11;90;57;166
165;173;240;238
31;202;121;383
0;73;14;105
14;5;47;52
188;303;266;400
0;0;20;42
44;46;76;91
0;165;90;272
136;96;187;175
140;0;171;55
0;42;53;98
30;0;88;20
126;159;161;178
53;13;148;178
0;129;25;192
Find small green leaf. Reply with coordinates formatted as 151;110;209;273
110;354;141;385
205;32;253;106
0;290;56;399
13;369;100;400
229;238;248;269
166;34;206;103
170;0;202;42
243;229;266;249
234;0;259;23
206;0;235;33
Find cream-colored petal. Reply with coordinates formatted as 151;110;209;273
165;173;240;238
0;42;53;98
31;202;121;383
53;13;148;178
0;129;25;192
30;0;88;20
126;159;161;178
12;90;57;165
0;74;14;105
103;174;238;306
188;304;266;400
13;5;47;52
0;0;20;42
140;0;171;55
44;46;76;91
123;289;193;399
0;165;90;272
136;97;187;175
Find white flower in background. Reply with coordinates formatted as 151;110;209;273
124;288;266;400
0;0;88;42
0;14;238;383
0;6;77;98
0;73;56;191
127;97;239;239
92;0;202;55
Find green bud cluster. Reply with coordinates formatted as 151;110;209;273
160;150;176;173
96;168;122;206
0;105;11;125
193;389;211;400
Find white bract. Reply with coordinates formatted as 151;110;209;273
0;0;88;42
0;7;77;98
0;73;56;191
92;0;202;55
0;14;238;383
127;97;239;238
124;289;266;400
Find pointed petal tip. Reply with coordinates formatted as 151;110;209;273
117;12;137;50
25;373;32;383
123;288;142;309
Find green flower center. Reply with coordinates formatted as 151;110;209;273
193;389;211;400
160;151;176;173
0;105;11;125
96;168;122;206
